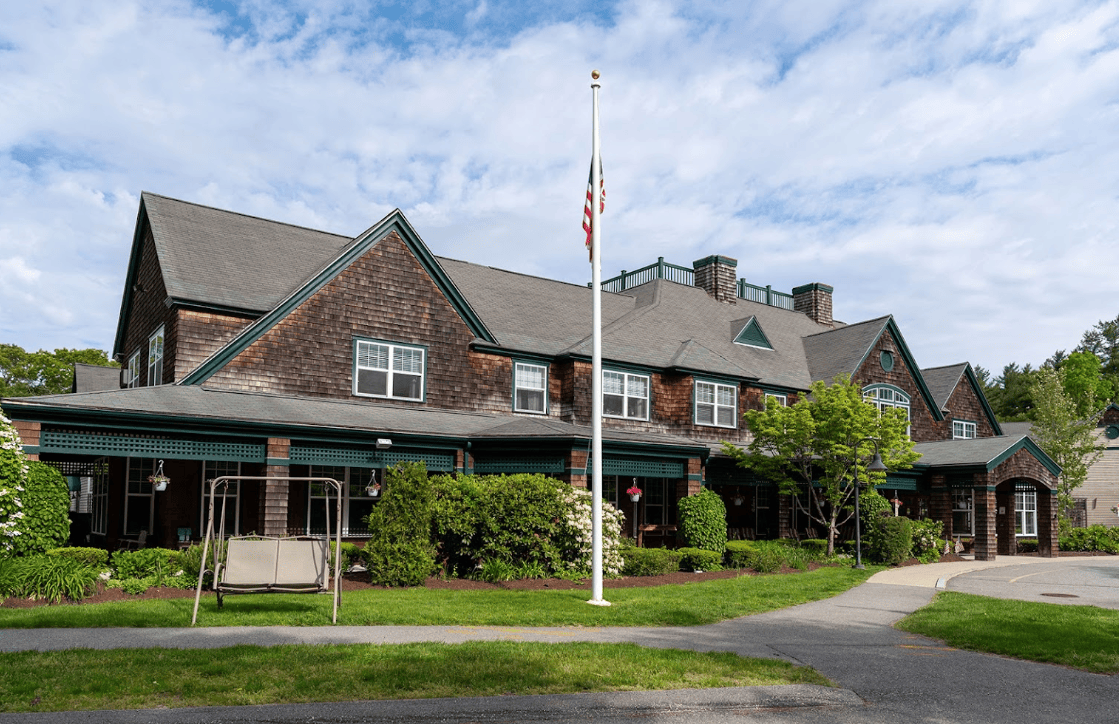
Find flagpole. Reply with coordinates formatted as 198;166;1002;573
588;70;609;607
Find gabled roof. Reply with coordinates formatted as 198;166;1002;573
803;315;943;421
921;362;1003;436
733;317;773;349
179;209;494;385
913;434;1060;479
114;193;354;356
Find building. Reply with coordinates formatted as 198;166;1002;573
2;193;1061;560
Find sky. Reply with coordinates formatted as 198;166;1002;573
2;0;1118;377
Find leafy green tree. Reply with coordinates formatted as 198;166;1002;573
721;376;920;555
1060;351;1115;415
1029;366;1104;521
986;363;1037;421
1078;314;1119;377
0;344;117;397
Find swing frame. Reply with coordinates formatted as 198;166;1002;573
191;476;344;625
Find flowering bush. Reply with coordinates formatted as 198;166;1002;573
554;487;625;576
0;407;30;557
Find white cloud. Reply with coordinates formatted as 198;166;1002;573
0;0;1117;375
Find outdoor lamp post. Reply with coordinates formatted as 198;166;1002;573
853;438;888;569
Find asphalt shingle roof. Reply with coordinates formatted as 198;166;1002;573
4;387;702;450
71;363;121;393
802;316;890;383
912;434;1031;468
143;192;354;312
921;363;969;410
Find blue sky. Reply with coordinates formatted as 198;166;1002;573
2;0;1119;376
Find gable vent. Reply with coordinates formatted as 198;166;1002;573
734;317;772;349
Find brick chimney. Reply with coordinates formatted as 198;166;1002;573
692;255;738;304
792;283;834;326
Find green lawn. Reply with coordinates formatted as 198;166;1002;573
0;566;874;629
0;641;833;713
897;591;1119;674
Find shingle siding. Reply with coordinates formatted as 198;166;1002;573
121;225;174;386
853;328;940;442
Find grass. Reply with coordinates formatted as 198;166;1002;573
0;566;875;629
0;641;833;712
897;591;1119;674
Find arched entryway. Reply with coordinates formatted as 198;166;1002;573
995;477;1058;557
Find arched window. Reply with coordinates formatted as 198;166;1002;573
863;384;911;437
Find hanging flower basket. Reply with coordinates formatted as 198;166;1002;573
149;475;170;492
366;483;382;498
627;485;642;502
733;495;745;506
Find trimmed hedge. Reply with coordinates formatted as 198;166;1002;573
1060;525;1119;553
364;463;438;587
46;547;108;569
677;547;723;572
724;540;754;568
677;489;727;553
621;547;681;576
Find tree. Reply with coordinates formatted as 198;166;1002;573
986;363;1037;421
0;344;117;397
721;376;920;555
1029;366;1104;521
1059;351;1115;415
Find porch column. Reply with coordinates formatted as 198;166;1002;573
565;449;589;489
676;457;703;499
997;489;1016;556
973;486;997;561
930;474;951;539
1037;488;1059;557
262;438;290;537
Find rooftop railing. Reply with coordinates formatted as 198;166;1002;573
592;257;797;311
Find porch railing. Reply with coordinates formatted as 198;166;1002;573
592;257;798;312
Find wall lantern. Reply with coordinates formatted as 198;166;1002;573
376;438;392;449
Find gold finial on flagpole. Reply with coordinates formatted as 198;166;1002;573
591;69;600;80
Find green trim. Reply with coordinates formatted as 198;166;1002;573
179;210;495;385
692;255;738;269
352;337;429;403
470;344;554;365
38;431;265;462
21;445;40;455
168;298;262;318
988;436;1061;478
790;282;833;295
112;201;153;358
961;363;1003;436
265;457;291;467
851;317;944;422
687;473;702;481
512;359;550;415
289;445;455;471
879;350;894;372
733;317;773;350
472;456;565;474
566;466;586;476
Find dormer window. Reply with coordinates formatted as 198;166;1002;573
733;317;773;350
354;339;425;401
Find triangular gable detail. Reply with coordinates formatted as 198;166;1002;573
853;316;944;422
960;363;1003;437
179;210;495;386
733;317;772;349
990;436;1060;479
112;197;155;358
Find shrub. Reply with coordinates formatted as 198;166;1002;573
867;516;914;565
46;547;109;569
724;540;754;568
677;489;728;553
9;462;70;556
179;542;224;586
909;519;944;564
677;547;723;572
744;542;786;573
1060;525;1119;553
799;539;828;557
1017;538;1039;554
363;463;437;587
0;406;30;557
329;541;364;570
1;555;99;603
621;547;681;576
859;489;891;532
111;548;183;580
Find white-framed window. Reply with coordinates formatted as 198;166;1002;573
864;385;911;436
125;351;140;388
90;458;109;535
514;362;547;414
124;458;155;536
696;380;736;427
765;392;787;408
354;340;425;401
147;327;164;386
308;465;380;537
201;461;241;537
1016;489;1037;536
603;370;649;420
952;420;977;439
952;489;973;536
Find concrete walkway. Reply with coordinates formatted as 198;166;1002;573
2;557;1118;723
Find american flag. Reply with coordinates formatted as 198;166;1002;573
583;160;604;259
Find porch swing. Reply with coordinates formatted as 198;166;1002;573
191;476;344;625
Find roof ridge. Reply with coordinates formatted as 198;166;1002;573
921;362;969;372
556;278;662;355
435;254;640;295
142;191;353;241
803;314;891;339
